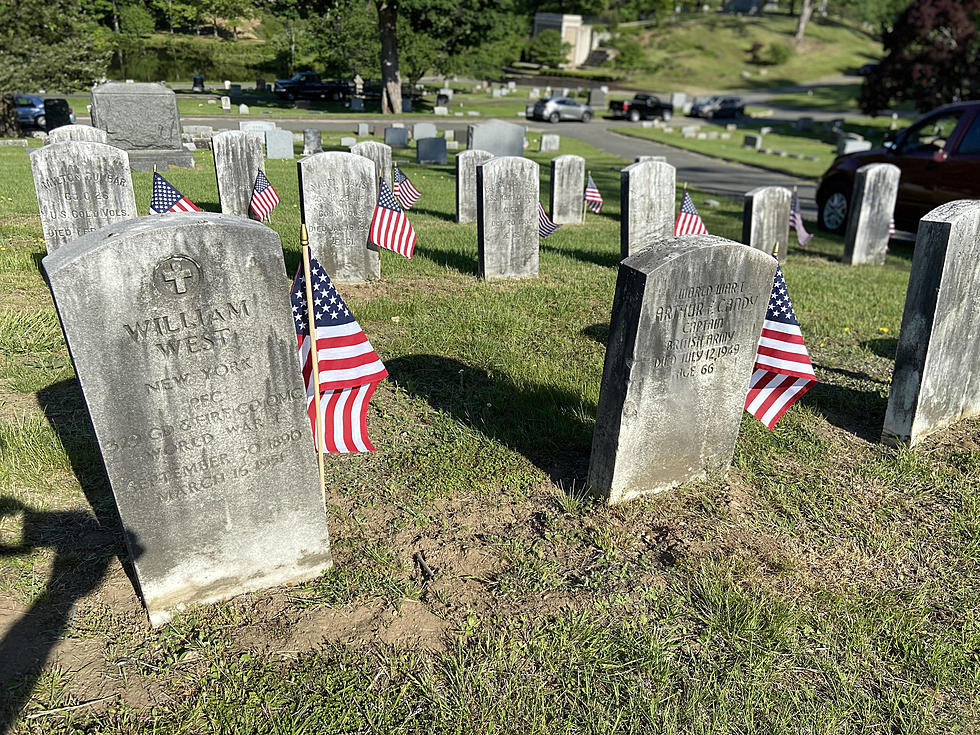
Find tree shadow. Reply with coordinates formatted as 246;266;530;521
412;243;478;276
803;377;888;443
385;354;595;486
409;205;456;224
194;200;222;214
581;323;608;345
540;241;622;269
860;337;898;361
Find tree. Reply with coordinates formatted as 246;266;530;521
793;0;813;46
527;29;570;67
376;0;402;114
859;0;980;114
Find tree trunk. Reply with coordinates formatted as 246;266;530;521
0;95;20;138
376;0;402;115
111;0;125;76
794;0;813;46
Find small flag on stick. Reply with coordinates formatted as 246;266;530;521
789;187;812;247
249;170;280;221
291;246;388;454
149;172;200;214
674;187;708;236
744;264;817;429
393;166;421;210
584;173;603;214
370;177;417;258
888;217;896;237
538;202;560;238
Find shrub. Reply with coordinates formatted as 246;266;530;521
767;42;794;65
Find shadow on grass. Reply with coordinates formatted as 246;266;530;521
413;243;478;276
409;206;456;224
860;337;898;361
582;323;609;345
804;378;887;443
541;241;621;269
0;382;141;730
386;354;595;485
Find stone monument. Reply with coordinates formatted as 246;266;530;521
212;131;263;218
842;163;901;266
742;186;791;263
476;156;539;279
620;160;676;259
549;155;585;225
456;149;493;223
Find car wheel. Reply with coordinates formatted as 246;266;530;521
34;114;46;130
581;111;592;123
818;182;850;234
286;92;295;102
549;112;559;124
662;110;672;121
629;109;641;123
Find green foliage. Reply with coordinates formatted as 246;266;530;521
767;41;794;65
120;4;156;37
527;29;571;67
611;34;649;73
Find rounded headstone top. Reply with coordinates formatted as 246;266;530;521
30;139;129;162
92;81;175;96
856;161;901;176
479;155;538;173
623;159;675;174
922;199;980;225
622;234;778;275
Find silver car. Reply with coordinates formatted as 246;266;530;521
531;97;593;123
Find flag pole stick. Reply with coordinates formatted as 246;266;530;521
301;223;327;508
582;169;589;221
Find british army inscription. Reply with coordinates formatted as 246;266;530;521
43;213;332;625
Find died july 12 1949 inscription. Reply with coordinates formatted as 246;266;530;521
43;213;332;626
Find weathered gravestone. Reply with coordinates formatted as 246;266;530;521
383;127;408;148
221;96;231;111
476;156;539;279
466;119;525;158
635;155;666;163
43;214;333;625
743;134;762;151
742;186;791;263
46;125;108;145
239;120;275;147
212;131;263;218
90;82;194;171
302;129;322;156
357;123;370;137
416;137;447;165
340;137;357;148
588;89;606;107
412;123;437;141
620;160;676;259
265;128;294;159
549;155;585;225
882;200;980;447
30;142;137;254
588;235;776;504
44;100;74;132
456;149;493;223
843;163;901;266
539;134;560;153
351;140;392;188
298;152;379;283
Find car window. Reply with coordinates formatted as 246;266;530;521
955;114;980;155
14;96;32;106
900;113;962;155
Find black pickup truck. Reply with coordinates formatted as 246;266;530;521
273;72;349;101
608;94;673;122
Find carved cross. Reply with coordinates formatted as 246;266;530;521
162;261;193;294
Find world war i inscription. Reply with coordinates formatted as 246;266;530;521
43;213;332;626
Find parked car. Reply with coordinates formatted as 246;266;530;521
14;94;75;131
531;97;593;123
816;101;980;233
689;96;720;118
273;72;349;101
695;96;745;120
608;94;673;122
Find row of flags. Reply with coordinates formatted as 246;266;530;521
150;170;280;222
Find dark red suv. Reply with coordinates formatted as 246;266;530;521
816;101;980;233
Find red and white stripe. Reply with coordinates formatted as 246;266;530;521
744;370;814;429
370;205;417;258
309;382;379;453
753;320;817;380
297;321;388;393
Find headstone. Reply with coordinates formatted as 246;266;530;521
44;100;74;131
433;106;449;116
303;129;322;156
265;128;294;159
384;127;408;148
212;131;263;218
466;120;525;158
444;130;454;142
681;126;698;136
373;124;386;138
759;126;773;135
42;214;333;626
492;89;502;98
743;134;762;150
507;81;516;90
221;96;231;111
239;120;275;147
90;82;194;171
353;75;364;95
438;87;453;100
350;140;393;188
401;98;413;113
230;84;242;96
298;152;379;283
357;123;369;136
477;157;538;279
795;117;814;132
587;89;606;107
741;186;791;262
183;125;213;137
456;149;493;223
446;140;459;150
588;235;776;504
340;136;357;147
635;155;666;163
726;124;737;132
255;78;265;91
239;104;250;115
413;122;437;141
30;142;137;254
620;161;676;259
549;155;585;225
837;139;872;155
842;163;901;266
539;134;560;153
416;137;448;165
192;74;205;92
349;97;365;112
224;80;231;90
670;92;687;109
46;125;107;144
882;200;980;446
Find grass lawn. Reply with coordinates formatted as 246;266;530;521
1;133;978;733
612;114;913;179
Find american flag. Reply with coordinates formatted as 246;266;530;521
888;217;896;236
249;170;280;221
538;202;560;238
149;172;200;214
674;190;708;236
291;256;388;453
370;177;417;258
584;173;603;214
744;266;817;429
789;190;813;247
393;166;421;210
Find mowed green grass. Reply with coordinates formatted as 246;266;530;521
1;134;979;734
